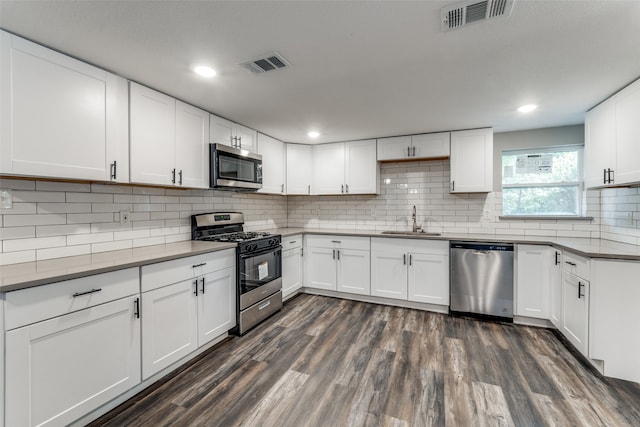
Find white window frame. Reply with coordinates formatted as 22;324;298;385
502;145;584;216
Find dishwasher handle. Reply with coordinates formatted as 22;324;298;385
472;250;491;255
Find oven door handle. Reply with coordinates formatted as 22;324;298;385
239;245;282;260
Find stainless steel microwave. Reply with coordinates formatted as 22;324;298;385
209;143;262;191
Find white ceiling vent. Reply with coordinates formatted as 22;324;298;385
240;52;291;74
441;0;515;31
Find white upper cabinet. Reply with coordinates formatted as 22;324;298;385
130;83;208;188
585;100;616;188
312;143;346;195
312;140;379;195
450;128;493;193
0;30;129;182
345;139;380;194
585;78;640;188
286;143;313;195
377;132;449;161
209;113;257;152
175;100;209;188
257;133;285;194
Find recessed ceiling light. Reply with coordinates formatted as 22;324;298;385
194;65;216;78
517;104;537;113
308;131;320;138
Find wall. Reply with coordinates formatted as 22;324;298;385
601;187;640;245
288;159;602;238
0;178;287;266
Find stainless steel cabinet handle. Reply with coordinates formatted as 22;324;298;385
555;252;560;265
407;146;411;157
332;249;336;259
110;161;117;180
238;136;242;148
178;170;183;185
341;184;344;193
452;180;455;191
409;254;412;266
201;277;206;294
345;184;349;193
134;297;140;319
603;168;608;184
403;254;407;265
72;288;102;297
565;261;577;266
337;250;340;260
609;169;614;184
412;146;416;157
193;279;199;296
192;263;207;268
171;168;176;184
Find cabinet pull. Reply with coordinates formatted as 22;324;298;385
110;161;117;180
578;282;584;299
178;170;183;185
332;249;336;259
345;184;349;193
193;279;199;296
192;262;207;268
331;240;341;244
72;288;102;297
409;254;413;266
407;146;411;157
301;247;304;257
412;146;416;157
171;168;176;184
337;250;340;260
308;185;310;195
452;181;455;192
134;297;140;319
609;169;614;184
238;136;242;148
603;168;608;184
341;184;344;193
565;261;577;267
403;254;407;265
281;184;284;193
201;277;206;294
289;240;297;244
555;251;560;265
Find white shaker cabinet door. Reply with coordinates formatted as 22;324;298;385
286;143;313;195
130;82;176;186
282;247;303;299
614;78;640;185
235;124;258;152
516;245;551;319
258;133;285;194
175;100;209;188
0;31;127;181
411;132;450;159
584;100;616;188
407;253;449;305
370;250;407;300
312;143;345;195
562;273;589;357
305;247;338;291
141;280;198;379
210;114;235;147
377;136;411;161
450;128;493;193
345;139;379;194
197;267;236;346
337;248;371;296
5;296;141;427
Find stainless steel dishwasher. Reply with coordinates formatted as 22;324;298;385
450;241;514;319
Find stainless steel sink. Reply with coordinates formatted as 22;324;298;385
381;231;441;236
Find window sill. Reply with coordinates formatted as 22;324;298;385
499;215;594;221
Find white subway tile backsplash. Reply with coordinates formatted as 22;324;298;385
0;226;35;240
67;232;114;246
13;191;65;203
0;250;36;265
92;240;133;253
37;203;91;214
36;224;90;237
37;245;90;261
37;181;90;192
3;236;66;252
67;213;114;224
1;203;37;215
4;214;66;227
0;179;36;190
66;192;114;203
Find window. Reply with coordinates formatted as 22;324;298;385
502;146;583;216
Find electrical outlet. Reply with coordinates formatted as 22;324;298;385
119;210;131;224
482;209;491;221
0;189;13;209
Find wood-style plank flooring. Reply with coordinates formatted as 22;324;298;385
90;294;640;427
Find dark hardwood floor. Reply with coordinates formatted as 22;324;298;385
89;294;640;427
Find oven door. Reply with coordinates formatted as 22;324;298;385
238;246;282;310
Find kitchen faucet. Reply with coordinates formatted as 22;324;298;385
412;205;422;232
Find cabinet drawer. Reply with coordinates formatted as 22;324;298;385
282;234;303;250
305;235;370;250
141;249;235;292
372;237;448;254
562;251;590;279
5;268;139;330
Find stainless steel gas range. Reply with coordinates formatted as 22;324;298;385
191;212;282;335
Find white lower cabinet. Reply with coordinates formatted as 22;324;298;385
516;245;554;319
590;260;640;382
140;249;235;379
371;238;449;305
282;235;303;299
304;235;370;296
562;272;590;357
6;295;141;427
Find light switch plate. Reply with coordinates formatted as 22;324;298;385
0;189;12;209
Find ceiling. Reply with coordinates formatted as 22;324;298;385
1;1;639;144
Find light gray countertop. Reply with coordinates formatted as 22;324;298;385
0;241;236;292
269;227;640;260
2;229;639;293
